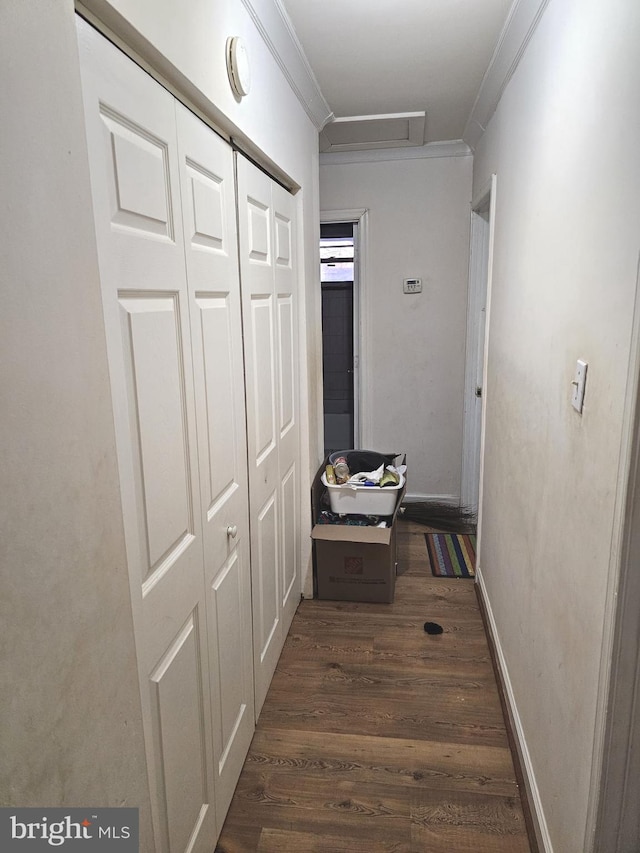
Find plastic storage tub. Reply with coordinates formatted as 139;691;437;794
321;471;405;516
328;449;394;472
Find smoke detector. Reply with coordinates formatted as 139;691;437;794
226;36;251;98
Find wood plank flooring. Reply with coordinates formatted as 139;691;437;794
216;521;532;852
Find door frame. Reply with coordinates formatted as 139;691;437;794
320;208;368;448
461;177;496;521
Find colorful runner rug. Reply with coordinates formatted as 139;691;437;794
425;533;476;578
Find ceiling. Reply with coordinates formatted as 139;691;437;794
279;0;514;150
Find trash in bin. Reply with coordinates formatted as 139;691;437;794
322;449;406;515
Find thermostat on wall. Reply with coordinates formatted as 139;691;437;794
403;278;422;294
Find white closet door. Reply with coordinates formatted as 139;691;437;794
78;21;217;852
236;155;300;715
175;103;254;821
272;182;300;635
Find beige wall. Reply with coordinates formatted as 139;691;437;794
473;0;640;850
0;0;152;839
320;152;473;499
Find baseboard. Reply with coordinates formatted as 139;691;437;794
475;565;554;853
402;492;459;505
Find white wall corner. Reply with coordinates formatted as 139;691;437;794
475;566;554;853
240;0;333;130
463;0;552;150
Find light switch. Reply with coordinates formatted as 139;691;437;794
571;359;588;413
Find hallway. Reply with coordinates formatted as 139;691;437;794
216;521;533;852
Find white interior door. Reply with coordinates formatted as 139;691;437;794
272;181;300;635
462;201;491;516
78;21;217;851
175;102;254;821
236;155;300;716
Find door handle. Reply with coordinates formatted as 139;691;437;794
226;525;238;538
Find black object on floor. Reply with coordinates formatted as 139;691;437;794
401;500;476;533
424;621;444;635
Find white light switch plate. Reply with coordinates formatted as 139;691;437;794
571;359;588;413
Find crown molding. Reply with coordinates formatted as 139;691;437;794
320;140;472;167
463;0;551;150
240;0;333;131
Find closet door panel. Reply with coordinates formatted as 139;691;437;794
117;294;194;589
237;157;301;716
209;551;248;746
272;184;300;628
281;463;297;607
251;296;278;462
277;294;295;436
100;111;173;239
254;492;280;658
175;103;254;822
78;21;217;852
149;609;209;853
78;16;204;665
237;157;283;715
195;293;237;499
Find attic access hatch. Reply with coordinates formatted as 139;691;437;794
320;111;426;153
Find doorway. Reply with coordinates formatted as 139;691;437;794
461;177;495;519
320;221;358;455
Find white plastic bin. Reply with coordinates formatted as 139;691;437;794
321;472;405;515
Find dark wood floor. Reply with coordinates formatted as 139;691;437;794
216;521;532;852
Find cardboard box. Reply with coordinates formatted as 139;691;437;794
311;456;406;603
